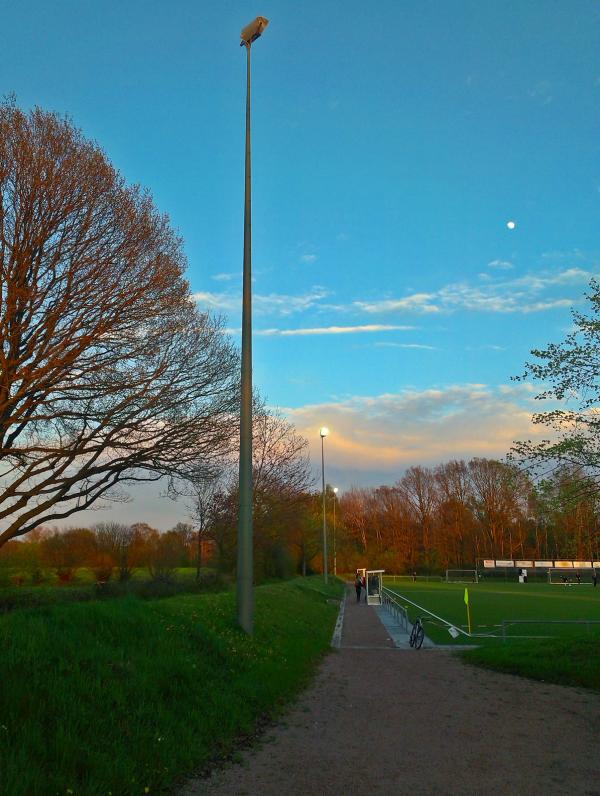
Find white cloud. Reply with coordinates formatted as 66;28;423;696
300;254;318;264
211;272;238;282
284;383;548;482
372;342;437;350
355;267;594;317
190;291;239;313
487;259;514;270
465;344;507;351
192;287;330;316
256;324;414;337
355;293;440;314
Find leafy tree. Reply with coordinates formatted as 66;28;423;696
512;279;600;491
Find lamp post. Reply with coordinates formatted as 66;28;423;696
332;487;338;577
238;16;269;636
320;427;329;584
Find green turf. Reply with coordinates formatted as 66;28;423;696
0;576;343;795
386;581;600;645
461;637;600;692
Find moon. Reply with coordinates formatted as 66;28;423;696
506;220;516;230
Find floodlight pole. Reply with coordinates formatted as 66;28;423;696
238;38;254;635
237;17;269;635
333;487;338;577
320;429;329;584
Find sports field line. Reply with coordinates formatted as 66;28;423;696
386;588;505;639
383;588;473;638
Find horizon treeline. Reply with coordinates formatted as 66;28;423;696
3;456;600;584
335;458;600;573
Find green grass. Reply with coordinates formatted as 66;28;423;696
461;637;600;692
0;576;343;795
0;568;227;613
386;581;600;645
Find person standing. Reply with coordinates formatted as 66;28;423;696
592;569;598;588
354;571;362;603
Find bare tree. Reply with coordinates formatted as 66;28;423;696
0;104;238;546
187;477;221;577
398;466;439;568
93;521;135;581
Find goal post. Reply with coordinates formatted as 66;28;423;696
548;568;595;585
445;569;478;583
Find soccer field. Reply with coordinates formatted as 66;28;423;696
385;581;600;645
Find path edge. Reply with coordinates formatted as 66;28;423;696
330;586;346;648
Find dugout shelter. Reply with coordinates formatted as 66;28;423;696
365;569;385;605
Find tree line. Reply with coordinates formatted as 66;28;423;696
334;460;600;573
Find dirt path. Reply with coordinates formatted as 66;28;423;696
180;585;600;795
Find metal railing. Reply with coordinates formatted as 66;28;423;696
381;588;410;633
383;574;444;584
501;619;600;642
382;586;472;638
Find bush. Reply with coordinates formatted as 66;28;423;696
56;568;75;584
91;554;114;583
147;534;180;582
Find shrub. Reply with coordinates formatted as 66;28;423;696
56;568;75;584
92;554;114;583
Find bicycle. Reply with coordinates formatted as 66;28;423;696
409;617;425;649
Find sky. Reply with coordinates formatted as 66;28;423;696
2;0;600;528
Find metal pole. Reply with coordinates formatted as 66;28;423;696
321;435;328;584
238;42;253;635
333;493;337;577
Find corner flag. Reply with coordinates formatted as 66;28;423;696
464;587;472;634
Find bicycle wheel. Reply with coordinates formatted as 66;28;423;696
409;621;417;647
414;623;425;649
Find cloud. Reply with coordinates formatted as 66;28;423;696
256;324;414;337
300;254;318;264
192;287;330;316
465;344;507;351
355;293;440;314
355;267;594;317
487;259;514;270
437;283;575;314
190;291;239;313
211;272;238;282
372;342;437;350
284;384;548;484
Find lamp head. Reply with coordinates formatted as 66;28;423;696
240;16;269;46
333;487;338;494
319;426;329;438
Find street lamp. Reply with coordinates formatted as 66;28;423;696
237;16;269;636
320;427;329;584
332;487;339;577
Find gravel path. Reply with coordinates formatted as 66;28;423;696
180;585;600;796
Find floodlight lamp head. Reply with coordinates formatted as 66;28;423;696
240;16;269;46
320;427;329;438
333;487;339;494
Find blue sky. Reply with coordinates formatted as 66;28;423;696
3;0;600;527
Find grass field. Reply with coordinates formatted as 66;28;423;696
0;568;228;613
385;580;600;645
0;576;343;796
